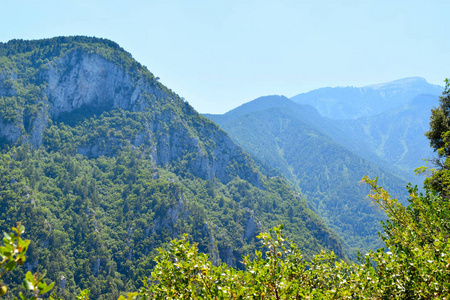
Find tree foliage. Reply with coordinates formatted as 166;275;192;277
133;176;450;299
0;223;55;299
1;37;448;299
0;144;342;299
426;79;450;155
424;79;450;197
4;181;450;299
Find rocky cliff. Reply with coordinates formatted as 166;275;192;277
0;37;259;185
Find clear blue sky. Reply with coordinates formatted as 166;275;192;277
1;0;449;113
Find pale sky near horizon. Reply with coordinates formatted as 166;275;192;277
1;0;449;113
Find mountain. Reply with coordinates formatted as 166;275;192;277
290;78;443;177
205;95;409;259
0;37;343;299
338;94;439;174
206;94;395;172
291;77;443;120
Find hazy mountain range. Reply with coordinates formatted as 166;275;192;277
205;77;443;258
291;77;442;119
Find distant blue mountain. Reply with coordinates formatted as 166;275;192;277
290;77;443;119
338;93;439;174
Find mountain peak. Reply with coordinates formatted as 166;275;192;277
366;77;431;90
220;95;291;117
291;77;443;120
0;36;127;56
0;36;263;186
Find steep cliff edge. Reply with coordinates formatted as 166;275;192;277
0;37;259;185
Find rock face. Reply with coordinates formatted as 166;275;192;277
0;40;259;186
0;120;21;143
26;108;48;147
46;50;156;117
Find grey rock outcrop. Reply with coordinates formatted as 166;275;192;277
0;46;260;186
0;120;21;143
46;51;146;117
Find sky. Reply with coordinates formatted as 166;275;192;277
1;0;449;114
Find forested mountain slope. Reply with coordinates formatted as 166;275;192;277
291;79;442;176
0;37;343;299
337;94;439;175
205;95;409;259
207;95;405;177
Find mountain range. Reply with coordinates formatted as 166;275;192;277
291;77;442;120
205;96;404;258
205;77;442;258
0;36;442;298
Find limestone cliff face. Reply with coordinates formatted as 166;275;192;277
26;107;48;147
0;47;259;186
0;120;21;143
45;50;153;117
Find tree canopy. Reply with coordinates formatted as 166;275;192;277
424;79;450;197
426;79;450;155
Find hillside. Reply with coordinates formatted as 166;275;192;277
337;94;439;175
289;79;444;181
0;37;343;299
205;95;409;259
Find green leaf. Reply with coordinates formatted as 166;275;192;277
0;245;13;254
124;292;138;299
37;281;46;291
25;271;35;285
23;279;34;291
3;232;12;241
4;260;16;271
18;225;25;235
41;282;54;294
18;239;30;249
76;289;90;300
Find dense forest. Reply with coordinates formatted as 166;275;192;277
0;37;343;299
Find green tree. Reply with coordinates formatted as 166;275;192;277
0;223;55;299
0;223;29;297
361;176;450;298
424;78;450;196
137;225;359;299
426;79;450;155
135;175;450;299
